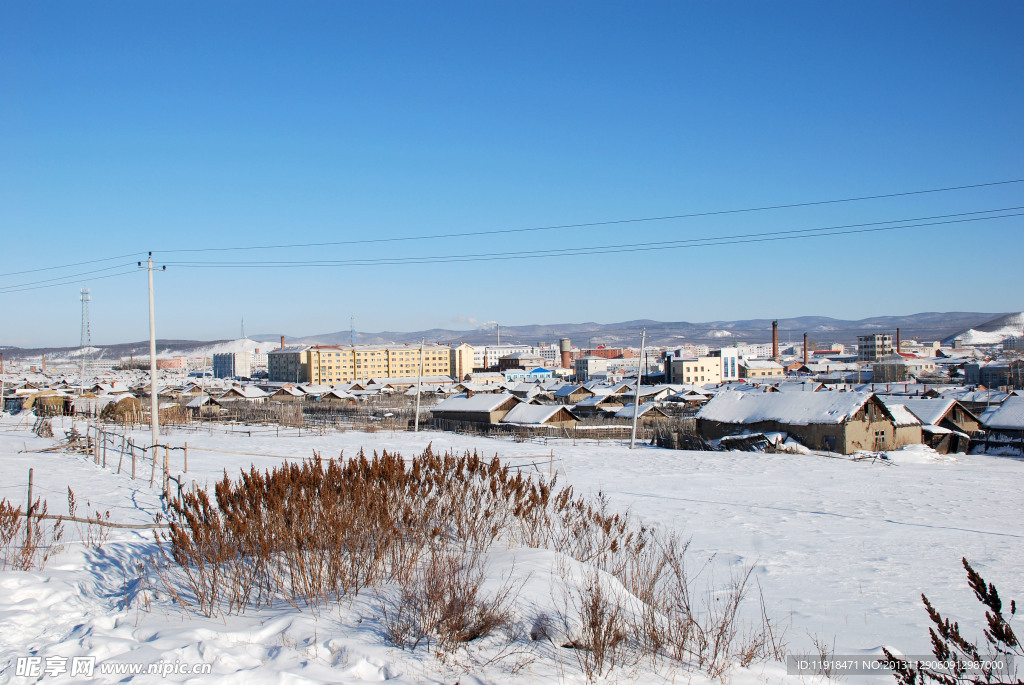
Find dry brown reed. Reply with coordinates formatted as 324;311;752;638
157;443;785;678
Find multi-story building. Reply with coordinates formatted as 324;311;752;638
665;356;723;385
574;356;609;382
449;343;475;381
473;345;538;370
858;334;893;362
305;344;453;384
268;346;311;383
710;347;740;381
213;352;253;379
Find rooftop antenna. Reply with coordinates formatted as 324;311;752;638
79;288;91;390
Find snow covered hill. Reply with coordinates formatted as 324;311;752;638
946;311;1024;345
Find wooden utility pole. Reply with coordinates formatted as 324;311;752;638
139;253;165;452
629;328;647;449
414;339;425;432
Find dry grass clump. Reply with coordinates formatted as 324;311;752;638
0;497;65;570
158;443;786;678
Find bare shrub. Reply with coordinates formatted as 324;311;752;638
68;487;112;549
154;442;787;678
884;557;1022;685
559;569;631;683
0;496;65;571
378;544;517;656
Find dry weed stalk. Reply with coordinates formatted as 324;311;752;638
0;496;65;570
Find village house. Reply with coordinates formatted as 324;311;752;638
696;390;919;454
430;392;520;425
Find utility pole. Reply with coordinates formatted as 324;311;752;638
139;254;165;451
414;339;425;432
630;328;647;449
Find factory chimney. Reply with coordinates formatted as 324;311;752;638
896;328;901;354
803;333;809;365
280;335;286;349
772;321;779;361
559;338;572;369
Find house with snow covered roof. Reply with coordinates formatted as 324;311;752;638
430;392;520;425
499;403;579;428
216;385;269;404
697;390;919;454
977;396;1024;454
878;396;980;453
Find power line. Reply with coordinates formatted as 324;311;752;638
152;177;1024;255
0;252;146;279
1;177;1020;282
159;207;1024;269
0;269;139;295
0;263;140;293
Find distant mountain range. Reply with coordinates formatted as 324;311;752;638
3;312;1018;360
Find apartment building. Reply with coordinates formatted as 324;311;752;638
858;334;894;362
213;352;253;379
306;344;453;384
268;346;311;383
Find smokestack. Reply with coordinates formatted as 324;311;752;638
772;321;779;361
42;354;46;372
280;335;286;349
559;337;572;369
803;333;808;365
896;328;901;354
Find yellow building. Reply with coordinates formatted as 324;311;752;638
666;356;723;385
305;344;453;384
449;343;475;381
739;360;785;378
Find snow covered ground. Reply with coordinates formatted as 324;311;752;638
1;413;1021;684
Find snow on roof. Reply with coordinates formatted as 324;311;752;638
741;360;784;370
982;396;1024;430
697;391;876;426
880;402;922;427
500;403;569;425
554;384;588;397
432;393;519;414
219;386;268;399
613;403;661;418
878;396;958;427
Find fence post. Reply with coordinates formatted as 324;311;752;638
184;442;188;473
149;445;157;487
25;468;33;548
102;430;107;468
163;445;169;494
117;436;124;474
130;440;136;479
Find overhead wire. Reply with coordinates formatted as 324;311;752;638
152;177;1024;254
160;207;1024;269
0;177;1020;289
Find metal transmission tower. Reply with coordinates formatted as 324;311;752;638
79;288;91;385
350;315;356;346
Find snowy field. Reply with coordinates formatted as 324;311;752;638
1;412;1021;684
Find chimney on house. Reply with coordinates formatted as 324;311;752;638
559;337;572;369
896;328;901;354
466;388;474;398
803;333;809;365
280;335;286;349
772;321;779;361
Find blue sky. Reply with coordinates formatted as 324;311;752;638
1;1;1022;347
